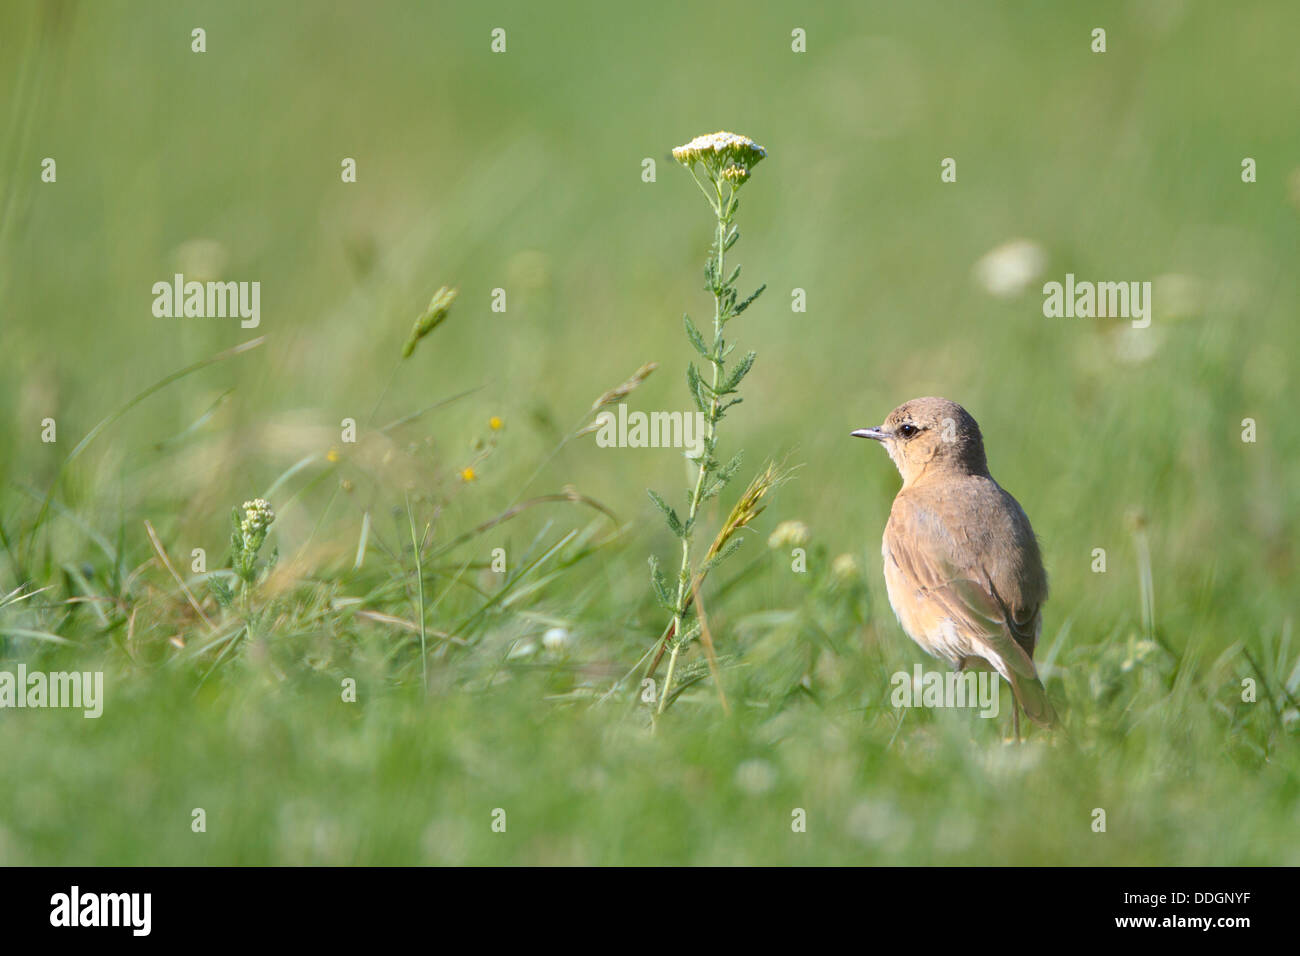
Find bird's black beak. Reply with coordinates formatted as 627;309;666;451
851;426;888;441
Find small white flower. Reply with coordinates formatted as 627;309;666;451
831;553;862;582
973;239;1047;298
767;520;810;550
1111;325;1165;365
734;759;777;795
542;627;571;652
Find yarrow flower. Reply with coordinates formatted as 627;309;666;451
721;165;750;185
831;553;862;583
229;497;277;588
672;131;766;186
767;520;810;550
648;129;772;717
240;498;275;538
673;131;766;169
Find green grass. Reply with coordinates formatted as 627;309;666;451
0;0;1297;865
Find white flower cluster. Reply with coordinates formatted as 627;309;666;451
240;498;275;539
672;130;766;183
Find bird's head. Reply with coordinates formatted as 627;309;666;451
852;396;989;485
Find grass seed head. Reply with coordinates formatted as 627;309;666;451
706;462;785;561
590;361;658;412
402;285;458;359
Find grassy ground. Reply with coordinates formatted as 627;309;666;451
1;0;1297;865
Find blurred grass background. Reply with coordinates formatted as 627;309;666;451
1;0;1297;864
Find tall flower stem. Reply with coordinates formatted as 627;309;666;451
647;130;766;717
659;184;734;714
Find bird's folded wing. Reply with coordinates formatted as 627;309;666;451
885;498;1039;680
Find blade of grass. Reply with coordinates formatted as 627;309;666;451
425;493;618;563
689;573;729;715
0;626;75;645
153;387;235;451
406;494;429;694
0;584;52;610
353;511;371;571
379;386;484;433
144;519;215;631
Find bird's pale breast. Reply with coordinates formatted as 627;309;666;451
882;531;980;667
880;475;1046;681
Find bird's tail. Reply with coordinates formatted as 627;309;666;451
1009;671;1058;728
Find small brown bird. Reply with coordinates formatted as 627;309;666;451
853;397;1057;736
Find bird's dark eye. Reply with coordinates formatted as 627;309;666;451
898;423;919;438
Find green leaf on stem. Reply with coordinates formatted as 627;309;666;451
733;283;766;317
685;363;708;412
649;555;674;610
683;315;709;357
648;490;685;538
719;351;756;394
